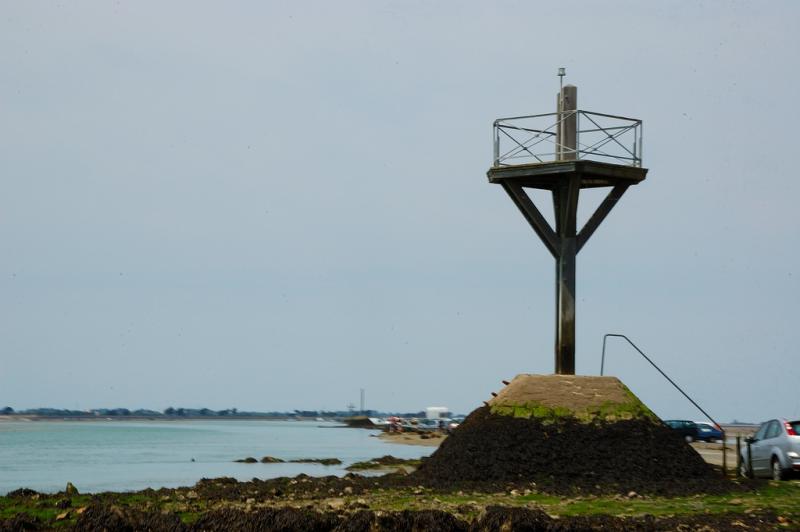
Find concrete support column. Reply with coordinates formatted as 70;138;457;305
552;85;579;374
552;172;580;375
555;236;576;374
561;85;577;161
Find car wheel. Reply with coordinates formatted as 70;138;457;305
684;435;694;443
772;458;788;481
739;460;752;479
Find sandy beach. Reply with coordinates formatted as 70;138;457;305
378;431;445;447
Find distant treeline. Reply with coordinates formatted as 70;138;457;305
0;406;426;419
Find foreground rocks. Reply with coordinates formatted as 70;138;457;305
1;473;790;532
0;501;783;531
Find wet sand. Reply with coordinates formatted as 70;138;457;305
378;431;445;447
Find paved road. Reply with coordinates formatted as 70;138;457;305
689;425;758;471
691;442;734;468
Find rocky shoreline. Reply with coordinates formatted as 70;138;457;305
4;502;784;531
0;473;789;531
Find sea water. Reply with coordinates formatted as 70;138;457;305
0;420;433;495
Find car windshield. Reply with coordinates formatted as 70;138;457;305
790;421;800;434
754;423;769;440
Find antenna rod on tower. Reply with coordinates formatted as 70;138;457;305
557;68;565;159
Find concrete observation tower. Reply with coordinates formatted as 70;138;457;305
488;70;647;374
421;105;719;490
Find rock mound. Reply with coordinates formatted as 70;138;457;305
414;374;730;495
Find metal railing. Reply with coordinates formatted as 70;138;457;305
492;110;643;168
601;333;728;475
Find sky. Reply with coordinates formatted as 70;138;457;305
1;1;798;423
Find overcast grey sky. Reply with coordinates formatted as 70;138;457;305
1;1;798;422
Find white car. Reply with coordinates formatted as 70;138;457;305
740;418;800;480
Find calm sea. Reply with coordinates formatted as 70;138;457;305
0;420;432;495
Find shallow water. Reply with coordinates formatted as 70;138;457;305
0;420;432;495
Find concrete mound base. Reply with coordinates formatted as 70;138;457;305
487;374;656;422
413;373;729;495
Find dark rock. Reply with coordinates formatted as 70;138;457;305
234;457;258;464
260;456;285;463
289;458;342;466
65;482;79;496
0;513;43;531
73;503;185;532
473;506;554;530
346;456;420;471
376;509;467;531
55;498;72;509
4;488;38;499
372;455;406;465
191;507;338;531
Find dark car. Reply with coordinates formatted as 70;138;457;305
664;419;723;443
664;420;699;442
694;421;724;443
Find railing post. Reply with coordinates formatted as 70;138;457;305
556;94;562;160
722;431;727;477
747;440;752;477
736;436;742;477
561;86;577;161
638;123;643;168
493;121;499;167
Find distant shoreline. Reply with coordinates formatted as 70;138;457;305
0;415;347;423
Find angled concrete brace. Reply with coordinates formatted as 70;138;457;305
501;182;559;258
499;175;630;375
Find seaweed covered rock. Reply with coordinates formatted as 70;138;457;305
74;503;184;532
56;503;787;532
289;458;342;466
191;507;339;532
414;374;729;495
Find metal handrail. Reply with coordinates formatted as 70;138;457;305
600;333;722;431
492;110;643;168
